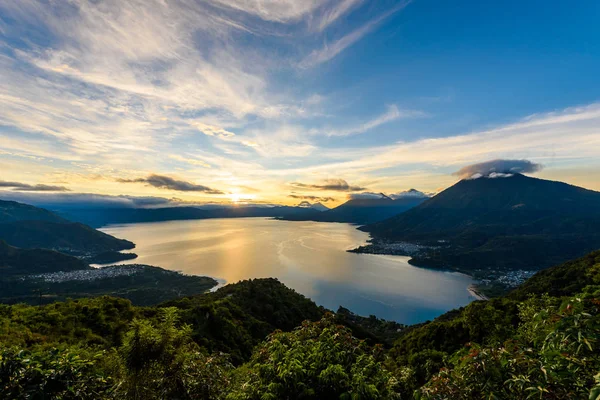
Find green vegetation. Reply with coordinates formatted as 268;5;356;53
0;264;218;306
0;220;134;255
0;240;88;276
227;314;406;399
510;250;600;300
0;199;134;256
1;252;600;399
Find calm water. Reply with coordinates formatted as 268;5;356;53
101;218;476;324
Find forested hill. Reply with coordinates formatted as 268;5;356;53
1;251;599;398
0;240;88;276
0;199;67;223
0;199;134;255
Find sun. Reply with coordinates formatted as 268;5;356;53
229;192;256;203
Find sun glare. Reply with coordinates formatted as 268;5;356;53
229;192;256;203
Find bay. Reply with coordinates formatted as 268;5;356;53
101;218;477;324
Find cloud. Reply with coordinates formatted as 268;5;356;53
289;194;335;202
290;178;365;191
348;192;390;200
191;122;236;138
320;104;425;137
118;174;224;194
207;0;324;23
169;155;212;168
301;1;410;67
389;189;432;199
0;180;70;192
313;0;362;32
289;103;600;181
453;159;544;179
0;192;178;209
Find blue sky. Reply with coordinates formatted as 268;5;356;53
0;0;599;206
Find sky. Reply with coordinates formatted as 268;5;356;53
0;0;599;207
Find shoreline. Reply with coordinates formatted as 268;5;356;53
468;284;489;301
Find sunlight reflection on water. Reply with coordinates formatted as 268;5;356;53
101;218;477;324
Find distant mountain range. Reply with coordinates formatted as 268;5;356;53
281;192;429;225
361;174;600;271
0;199;134;256
55;205;321;227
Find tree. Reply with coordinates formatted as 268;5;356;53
228;314;410;400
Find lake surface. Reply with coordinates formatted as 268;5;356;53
101;218;477;324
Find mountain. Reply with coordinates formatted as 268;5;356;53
296;201;330;212
0;199;135;255
363;174;600;271
58;205;321;227
0;220;134;255
0;240;89;276
282;195;427;225
310;202;329;212
0;199;67;223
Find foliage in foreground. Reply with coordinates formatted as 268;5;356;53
1;250;600;399
227;314;409;399
418;293;600;399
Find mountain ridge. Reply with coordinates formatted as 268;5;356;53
281;195;427;225
360;174;600;273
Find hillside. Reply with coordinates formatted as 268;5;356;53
0;240;88;276
0;264;218;307
0;199;67;223
0;251;599;399
282;195;426;224
0;198;136;256
362;174;600;272
0;220;134;255
386;250;600;388
0;278;323;363
509;250;600;300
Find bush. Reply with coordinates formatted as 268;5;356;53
228;314;408;400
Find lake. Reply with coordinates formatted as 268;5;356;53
101;218;477;324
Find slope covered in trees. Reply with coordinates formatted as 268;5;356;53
0;240;88;276
0;199;134;255
1;252;599;399
0;199;68;223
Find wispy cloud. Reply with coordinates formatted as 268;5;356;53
318;105;425;137
118;174;224;194
313;0;363;32
0;180;70;192
292;103;600;177
191;122;237;138
169;155;212;168
301;1;411;67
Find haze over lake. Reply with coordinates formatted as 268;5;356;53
102;218;476;324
